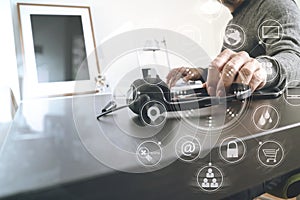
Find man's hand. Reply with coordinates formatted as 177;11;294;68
166;67;202;87
207;49;267;96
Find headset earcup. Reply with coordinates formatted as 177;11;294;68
128;94;150;114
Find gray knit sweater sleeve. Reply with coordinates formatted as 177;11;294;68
260;0;300;88
224;0;300;89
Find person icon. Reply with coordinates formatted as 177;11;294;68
206;168;214;178
201;178;210;188
211;178;219;188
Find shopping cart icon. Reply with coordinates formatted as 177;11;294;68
263;148;280;163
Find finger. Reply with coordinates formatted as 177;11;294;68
166;68;183;84
182;68;200;82
168;76;181;87
218;51;250;91
206;66;221;96
166;69;176;85
168;67;187;87
211;49;236;71
166;69;176;83
248;69;267;91
167;67;184;85
235;59;260;85
216;78;226;97
183;73;195;82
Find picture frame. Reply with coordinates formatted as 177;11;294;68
17;3;100;98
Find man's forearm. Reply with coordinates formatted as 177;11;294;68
274;51;300;86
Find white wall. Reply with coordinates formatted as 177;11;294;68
0;0;20;103
10;0;230;64
90;0;230;58
89;0;231;91
7;0;231;101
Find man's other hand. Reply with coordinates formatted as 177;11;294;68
166;67;202;87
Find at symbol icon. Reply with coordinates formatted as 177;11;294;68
181;141;196;156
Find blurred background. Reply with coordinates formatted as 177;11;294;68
0;0;299;127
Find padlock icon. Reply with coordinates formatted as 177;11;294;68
227;141;239;158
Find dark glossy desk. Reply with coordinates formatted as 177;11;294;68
1;92;300;200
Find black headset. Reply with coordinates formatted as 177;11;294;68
96;76;252;120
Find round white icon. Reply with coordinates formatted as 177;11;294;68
257;141;284;167
197;163;223;192
223;24;246;50
283;80;300;106
175;136;201;162
258;19;284;45
136;141;162;167
219;137;246;164
252;105;280;131
140;101;167;127
256;56;280;83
